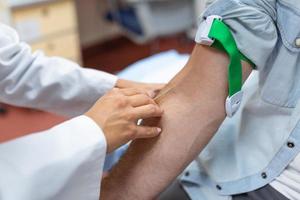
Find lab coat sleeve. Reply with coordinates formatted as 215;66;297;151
196;0;278;70
0;115;106;200
0;23;117;117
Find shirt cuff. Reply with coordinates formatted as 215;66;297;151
75;115;108;152
94;70;118;93
62;67;118;117
82;68;118;101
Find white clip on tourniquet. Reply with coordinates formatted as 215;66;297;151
195;15;222;46
195;15;247;117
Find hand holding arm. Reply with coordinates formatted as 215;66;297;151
86;88;163;153
116;79;165;96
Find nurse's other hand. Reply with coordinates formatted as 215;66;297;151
116;79;165;96
85;88;163;153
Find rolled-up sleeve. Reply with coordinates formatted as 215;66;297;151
196;0;278;69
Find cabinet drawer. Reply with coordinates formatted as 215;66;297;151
31;32;81;61
12;0;77;41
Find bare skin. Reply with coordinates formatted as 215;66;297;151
101;45;252;199
85;79;165;153
85;88;163;153
116;79;165;95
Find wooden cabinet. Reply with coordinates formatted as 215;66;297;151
10;0;82;63
30;31;80;62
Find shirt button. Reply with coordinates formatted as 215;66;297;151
287;142;295;148
216;185;222;190
296;38;300;48
261;172;267;179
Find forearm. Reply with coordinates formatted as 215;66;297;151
101;45;251;199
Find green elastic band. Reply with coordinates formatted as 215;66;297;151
208;20;253;97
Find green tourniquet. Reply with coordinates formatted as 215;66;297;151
208;19;253;97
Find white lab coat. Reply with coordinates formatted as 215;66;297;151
0;23;117;200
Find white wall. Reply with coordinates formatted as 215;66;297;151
75;0;121;47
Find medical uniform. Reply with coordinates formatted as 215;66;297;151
0;23;117;200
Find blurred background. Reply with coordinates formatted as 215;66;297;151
0;0;212;142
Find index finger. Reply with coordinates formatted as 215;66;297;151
130;104;163;120
119;88;155;97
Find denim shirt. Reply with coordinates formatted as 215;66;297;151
180;0;300;199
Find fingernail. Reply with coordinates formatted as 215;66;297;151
148;91;156;98
157;128;162;133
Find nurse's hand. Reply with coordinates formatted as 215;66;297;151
116;79;165;95
85;88;163;153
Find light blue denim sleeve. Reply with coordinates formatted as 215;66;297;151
199;0;278;69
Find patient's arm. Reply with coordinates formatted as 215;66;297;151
101;45;252;199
